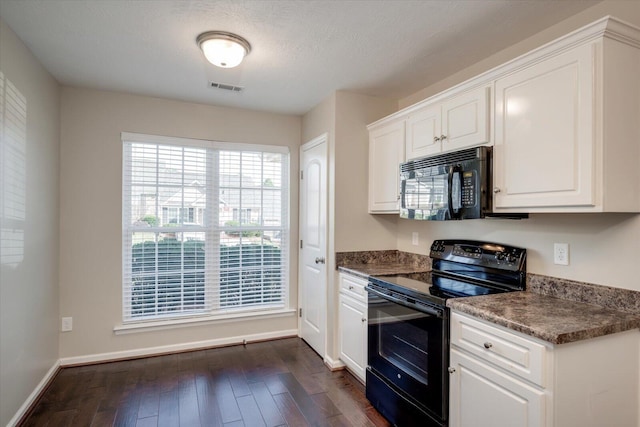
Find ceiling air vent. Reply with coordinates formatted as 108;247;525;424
208;81;244;92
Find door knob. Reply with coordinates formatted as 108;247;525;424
448;367;456;373
315;257;325;264
493;187;501;194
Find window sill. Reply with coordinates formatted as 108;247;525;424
113;308;297;335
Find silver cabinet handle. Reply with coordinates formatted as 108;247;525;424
434;136;441;142
448;367;456;373
484;342;493;349
361;317;366;322
348;285;354;290
440;134;447;140
493;187;501;194
314;257;325;264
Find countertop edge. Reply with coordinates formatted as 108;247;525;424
338;265;640;345
447;298;640;345
337;266;370;280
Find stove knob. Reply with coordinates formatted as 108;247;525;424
507;254;518;263
495;252;505;261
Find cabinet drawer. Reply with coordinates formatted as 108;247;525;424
451;312;546;387
339;273;368;301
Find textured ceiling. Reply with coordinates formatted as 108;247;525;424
0;0;601;115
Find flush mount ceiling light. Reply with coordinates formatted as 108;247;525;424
197;31;251;68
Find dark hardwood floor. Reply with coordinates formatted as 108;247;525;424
20;337;390;427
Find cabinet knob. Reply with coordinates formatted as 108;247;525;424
361;317;367;322
493;187;501;194
448;367;456;374
314;257;325;264
484;342;493;349
440;134;447;140
434;136;441;142
348;285;354;290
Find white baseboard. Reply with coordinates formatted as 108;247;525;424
324;355;345;371
59;329;298;366
7;359;61;427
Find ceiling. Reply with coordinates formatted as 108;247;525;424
0;0;601;115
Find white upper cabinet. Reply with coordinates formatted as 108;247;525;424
493;18;640;212
494;45;594;209
405;104;441;159
405;86;490;160
442;86;491;153
368;16;640;214
368;120;405;213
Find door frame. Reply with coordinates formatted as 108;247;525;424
298;133;329;358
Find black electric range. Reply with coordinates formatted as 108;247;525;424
365;240;526;427
369;239;526;305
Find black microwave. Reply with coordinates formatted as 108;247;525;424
400;147;525;220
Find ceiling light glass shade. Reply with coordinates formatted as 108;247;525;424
197;31;251;68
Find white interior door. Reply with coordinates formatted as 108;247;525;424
298;134;327;357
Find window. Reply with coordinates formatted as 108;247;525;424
122;133;289;322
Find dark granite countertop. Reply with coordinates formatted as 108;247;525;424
339;263;640;345
338;264;430;280
447;292;640;345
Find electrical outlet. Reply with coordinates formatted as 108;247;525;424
412;232;419;246
554;243;569;266
61;317;73;332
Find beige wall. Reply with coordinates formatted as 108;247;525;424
334;91;398;252
398;214;640;290
400;0;640;109
302;92;336;145
59;87;301;358
302;91;397;359
0;19;60;426
394;0;640;292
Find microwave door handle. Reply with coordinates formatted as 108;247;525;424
448;165;463;219
447;165;454;220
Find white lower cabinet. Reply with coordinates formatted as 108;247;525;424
450;348;545;427
449;311;640;427
338;273;368;382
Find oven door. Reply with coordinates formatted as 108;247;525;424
366;284;448;424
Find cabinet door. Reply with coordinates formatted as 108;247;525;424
449;349;545;427
368;120;405;213
494;44;594;209
339;293;367;382
442;86;490;152
405;104;441;160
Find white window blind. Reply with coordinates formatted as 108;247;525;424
122;134;289;322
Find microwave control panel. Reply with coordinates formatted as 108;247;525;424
460;170;477;207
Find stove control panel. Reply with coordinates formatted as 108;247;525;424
430;239;526;271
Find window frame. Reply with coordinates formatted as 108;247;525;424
121;132;290;324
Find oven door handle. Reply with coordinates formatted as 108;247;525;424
366;285;443;318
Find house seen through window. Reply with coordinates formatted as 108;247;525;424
122;134;289;322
